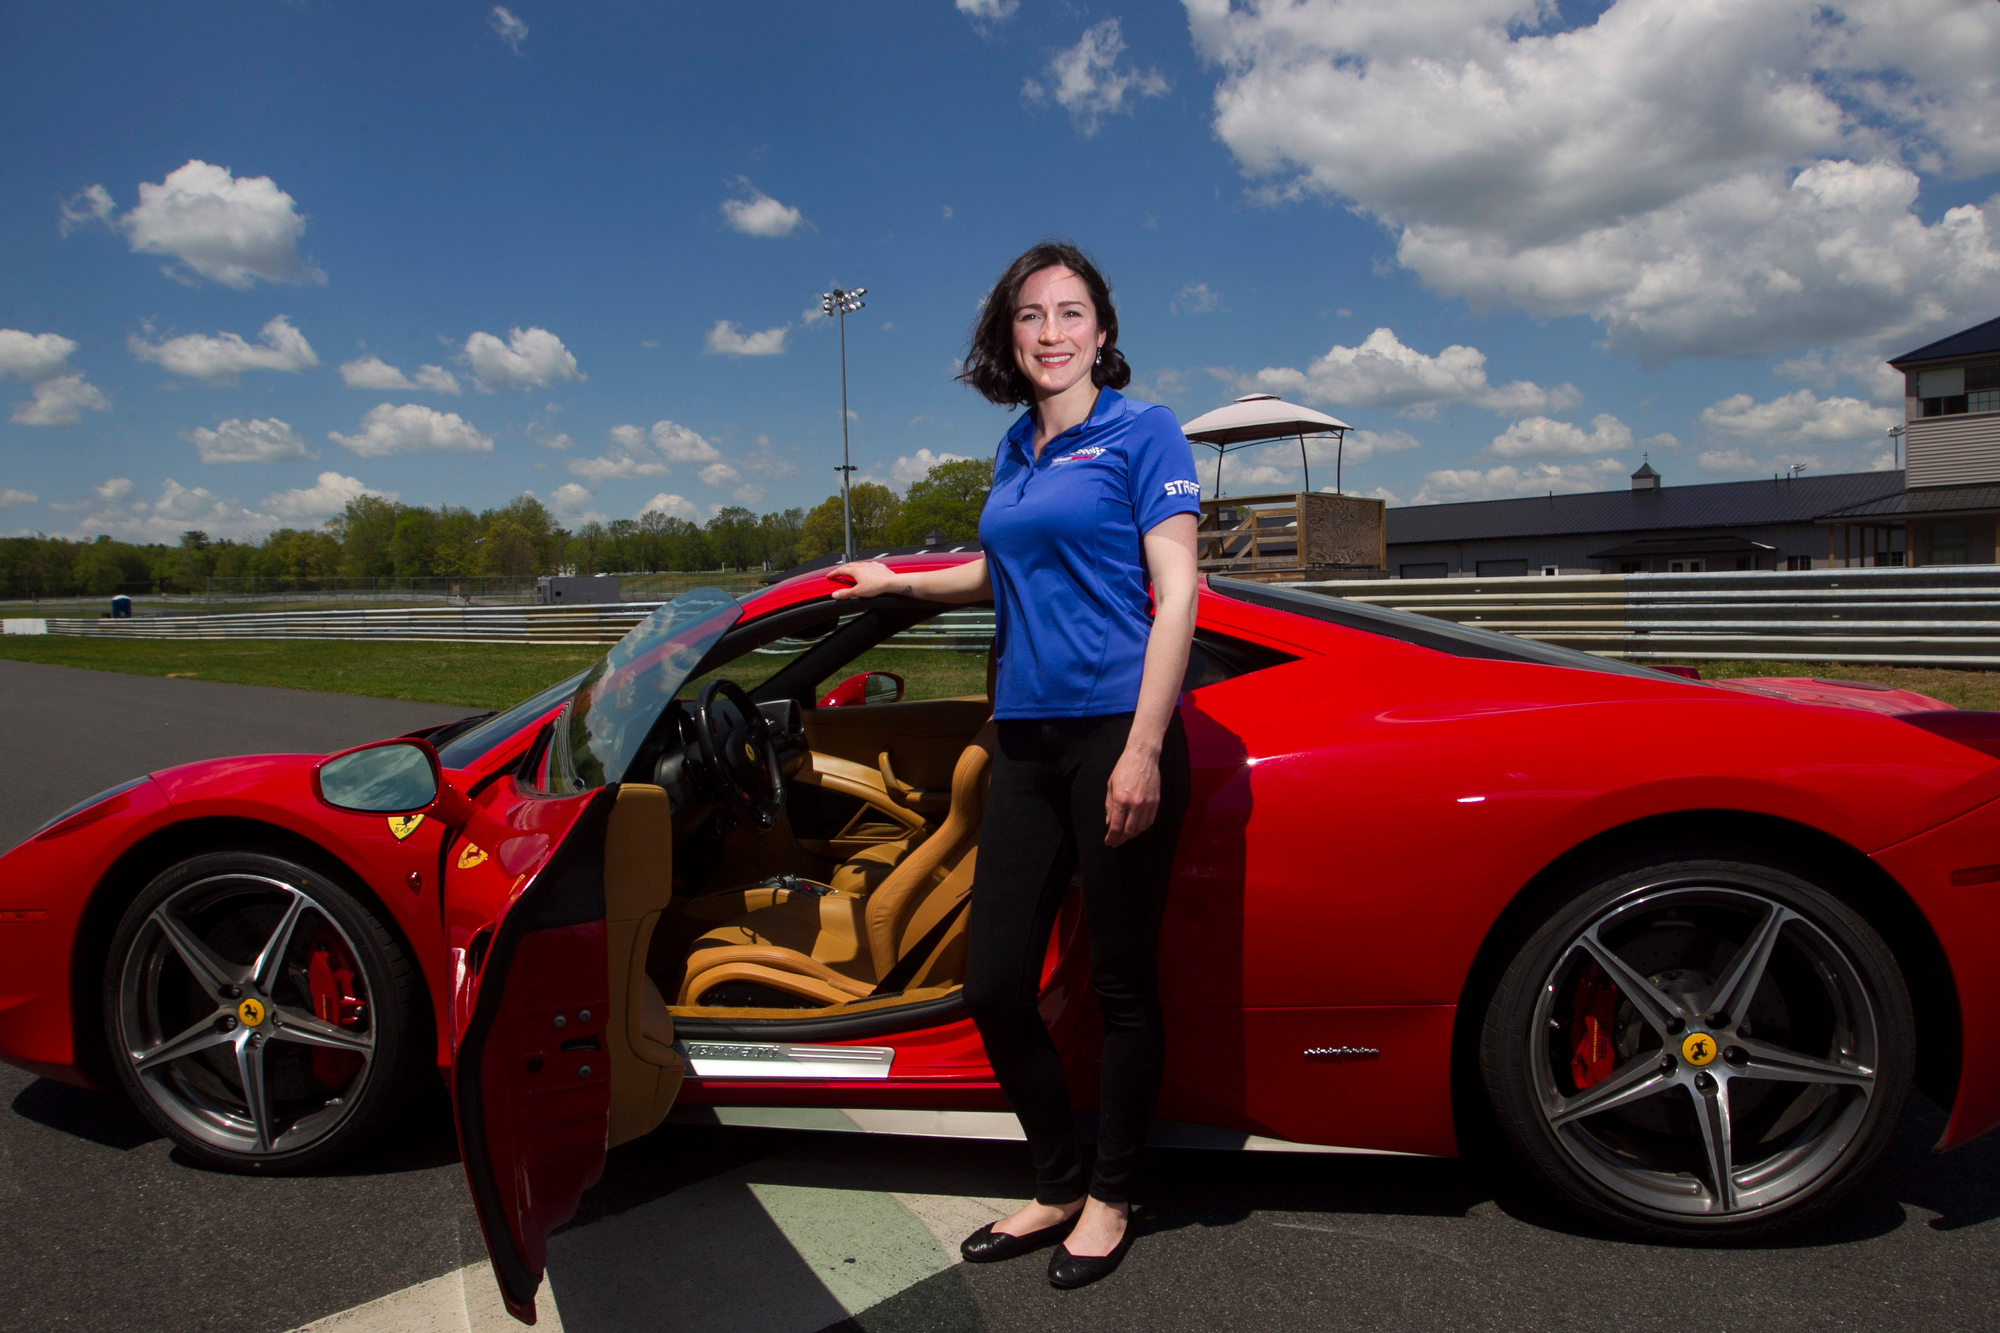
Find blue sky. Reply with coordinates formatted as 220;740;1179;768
4;0;1998;541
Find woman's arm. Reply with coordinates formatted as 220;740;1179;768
829;555;992;603
1104;511;1198;847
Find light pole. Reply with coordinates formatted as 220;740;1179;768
1887;424;1905;470
822;286;866;561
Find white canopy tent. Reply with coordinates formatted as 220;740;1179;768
1180;393;1352;498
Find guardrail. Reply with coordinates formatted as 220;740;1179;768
35;568;2000;668
1292;566;2000;668
38;602;1001;650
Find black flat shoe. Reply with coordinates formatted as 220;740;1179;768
960;1215;1077;1264
1047;1224;1136;1289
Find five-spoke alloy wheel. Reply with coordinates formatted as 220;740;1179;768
105;851;420;1173
1482;856;1914;1241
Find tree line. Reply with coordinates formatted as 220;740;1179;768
0;457;991;599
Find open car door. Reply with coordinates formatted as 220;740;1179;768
446;784;618;1325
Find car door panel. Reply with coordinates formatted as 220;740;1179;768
449;784;617;1325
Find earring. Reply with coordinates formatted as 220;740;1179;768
1095;350;1102;364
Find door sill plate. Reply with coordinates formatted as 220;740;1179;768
677;1041;894;1080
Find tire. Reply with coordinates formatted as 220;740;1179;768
1480;854;1913;1242
103;850;424;1174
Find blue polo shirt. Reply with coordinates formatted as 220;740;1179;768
979;389;1203;720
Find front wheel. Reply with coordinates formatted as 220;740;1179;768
1480;855;1913;1241
104;850;423;1173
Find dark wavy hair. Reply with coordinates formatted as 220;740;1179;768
957;240;1131;408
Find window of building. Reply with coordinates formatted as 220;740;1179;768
1619;561;1642;573
1920;363;2000;417
1476;559;1529;577
1786;555;1814;571
1541;564;1560;576
1399;562;1449;580
1668;559;1704;573
1931;523;1969;565
1734;557;1755;570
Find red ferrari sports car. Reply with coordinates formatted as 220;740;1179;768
7;557;2000;1323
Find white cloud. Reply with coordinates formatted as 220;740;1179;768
698;462;742;488
704;321;789;356
1189;0;2000;362
130;314;317;385
12;375;110;427
639;492;700;521
81;160;324;288
413;364;461;394
339;356;463;395
1024;18;1168;137
69;478;275;543
891;448;974;488
0;489;37;509
1774;349;1908;405
532;429;575;451
1172;282;1225;315
1337;428;1424;465
650;420;722;463
0;330;79;381
0;330;108;426
58;184;114;236
1253;327;1579;418
96;478;133;501
262;471;392;521
1490;413;1634;459
568;420;721;482
182;417;315;464
956;0;1018;19
1411;458;1631;505
329;403;494;458
489;5;528;54
463;326;582;392
547;482;608;526
1698;389;1900;447
721;180;805;238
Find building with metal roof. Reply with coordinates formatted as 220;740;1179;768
1386;464;1905;578
1883;314;2000;565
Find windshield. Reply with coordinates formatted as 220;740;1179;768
435;670;589;770
550;587;742;792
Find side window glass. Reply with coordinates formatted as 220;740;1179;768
814;606;995;703
1182;628;1296;694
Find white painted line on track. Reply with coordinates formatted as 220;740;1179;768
289;1139;1029;1333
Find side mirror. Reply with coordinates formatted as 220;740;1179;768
818;670;906;708
313;738;479;830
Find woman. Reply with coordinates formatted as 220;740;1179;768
831;240;1200;1289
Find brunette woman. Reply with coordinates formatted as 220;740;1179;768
830;240;1199;1288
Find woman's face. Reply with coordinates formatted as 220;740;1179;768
1010;265;1105;402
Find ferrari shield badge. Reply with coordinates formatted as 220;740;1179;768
743;742;757;762
457;842;489;870
236;998;266;1027
386;814;425;841
1680;1032;1718;1066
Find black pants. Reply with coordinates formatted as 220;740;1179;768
963;711;1191;1206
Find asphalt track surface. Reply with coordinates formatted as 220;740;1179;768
4;661;2000;1332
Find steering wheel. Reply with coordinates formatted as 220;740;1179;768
689;679;787;829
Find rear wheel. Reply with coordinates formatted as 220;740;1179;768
104;850;422;1173
1481;856;1913;1241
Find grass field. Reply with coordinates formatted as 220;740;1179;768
0;635;992;709
1666;660;2000;710
5;632;1994;711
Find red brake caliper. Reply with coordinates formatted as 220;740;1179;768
1569;962;1618;1090
306;929;368;1089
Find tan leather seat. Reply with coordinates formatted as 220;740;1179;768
676;722;996;1008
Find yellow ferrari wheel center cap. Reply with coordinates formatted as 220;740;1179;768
1681;1031;1718;1066
237;998;266;1027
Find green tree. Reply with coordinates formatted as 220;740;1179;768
333;495;400;578
706;506;762;569
759;507;804;571
887;457;990;544
797;483;901;560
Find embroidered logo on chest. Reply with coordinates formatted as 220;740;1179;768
1050;445;1108;465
